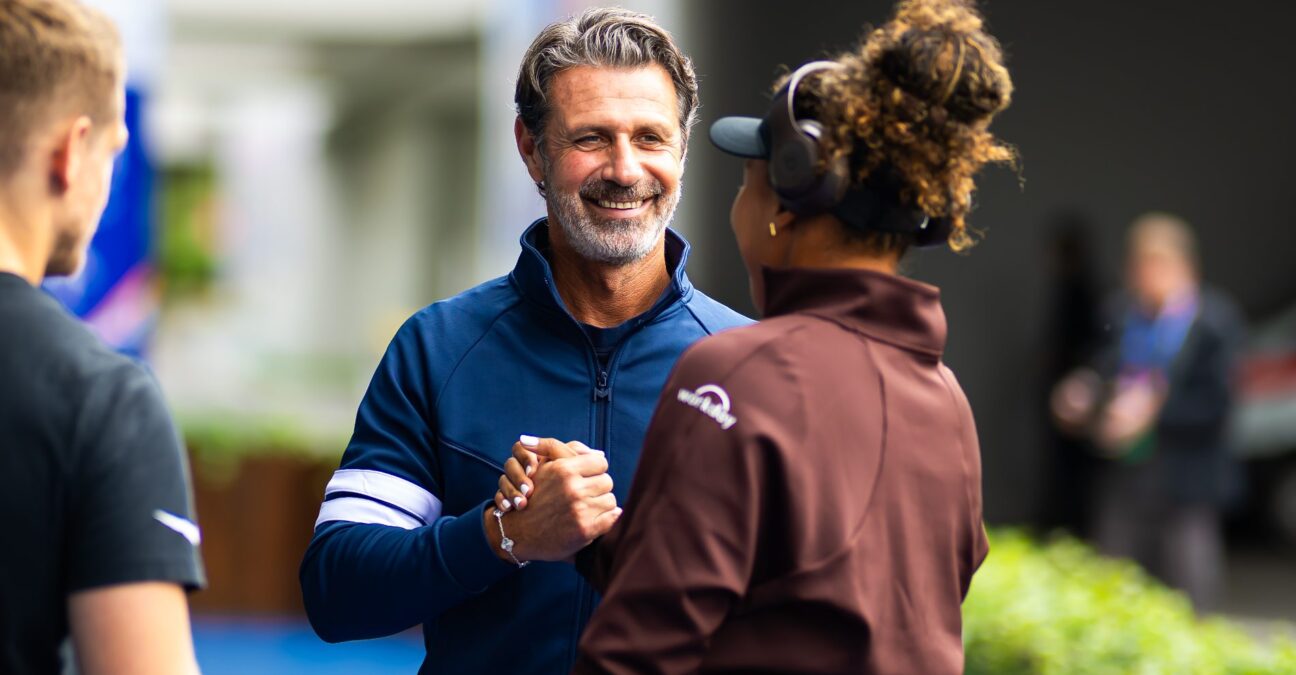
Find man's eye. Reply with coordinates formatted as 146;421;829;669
638;134;662;144
575;135;603;146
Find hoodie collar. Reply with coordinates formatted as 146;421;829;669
510;218;695;322
761;266;948;358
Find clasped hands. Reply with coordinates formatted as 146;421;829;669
482;435;622;564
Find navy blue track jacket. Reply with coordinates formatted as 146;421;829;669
300;220;750;674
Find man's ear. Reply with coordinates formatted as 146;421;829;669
48;115;93;194
514;116;546;184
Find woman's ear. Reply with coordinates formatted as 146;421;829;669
772;208;797;231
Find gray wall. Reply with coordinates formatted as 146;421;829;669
681;0;1296;522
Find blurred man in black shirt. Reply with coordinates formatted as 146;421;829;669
0;1;204;673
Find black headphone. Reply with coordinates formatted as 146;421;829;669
767;62;849;215
767;61;953;247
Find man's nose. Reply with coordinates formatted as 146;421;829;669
602;136;645;187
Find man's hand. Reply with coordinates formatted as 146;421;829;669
1095;379;1165;456
483;437;620;563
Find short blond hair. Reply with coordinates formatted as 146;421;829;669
0;0;122;175
1128;211;1199;270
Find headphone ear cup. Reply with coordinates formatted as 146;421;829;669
770;131;817;198
776;120;848;215
766;62;851;215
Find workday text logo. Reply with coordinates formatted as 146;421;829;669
677;384;738;430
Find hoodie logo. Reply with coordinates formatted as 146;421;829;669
677;384;738;430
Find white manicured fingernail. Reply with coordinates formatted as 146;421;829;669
520;435;539;447
526;464;535;476
501;500;511;511
513;496;523;507
520;484;531;495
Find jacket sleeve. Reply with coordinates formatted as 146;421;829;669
1158;296;1246;439
299;316;515;642
574;354;780;675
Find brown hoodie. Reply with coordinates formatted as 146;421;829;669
575;266;988;675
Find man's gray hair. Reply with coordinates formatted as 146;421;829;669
515;7;699;150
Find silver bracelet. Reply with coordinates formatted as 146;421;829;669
492;508;530;568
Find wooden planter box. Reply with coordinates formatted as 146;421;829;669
189;452;334;615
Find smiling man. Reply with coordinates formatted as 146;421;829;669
299;8;748;674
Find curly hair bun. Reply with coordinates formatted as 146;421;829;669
877;0;1012;124
803;0;1015;253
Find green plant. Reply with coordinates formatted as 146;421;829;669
157;164;219;299
964;530;1296;674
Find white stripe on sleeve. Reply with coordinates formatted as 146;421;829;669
315;497;423;530
326;469;442;520
314;469;444;529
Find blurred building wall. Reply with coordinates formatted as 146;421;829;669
150;6;485;440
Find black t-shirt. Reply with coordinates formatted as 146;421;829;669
581;321;638;371
0;272;204;675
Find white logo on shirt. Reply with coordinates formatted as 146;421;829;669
153;510;202;546
677;384;738;430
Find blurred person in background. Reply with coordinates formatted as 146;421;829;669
494;0;1013;671
1053;212;1245;612
297;8;748;674
0;1;204;673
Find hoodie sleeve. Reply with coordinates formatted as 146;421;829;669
299;316;516;643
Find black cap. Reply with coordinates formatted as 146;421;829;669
709;115;770;159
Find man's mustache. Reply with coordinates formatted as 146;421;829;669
578;178;664;203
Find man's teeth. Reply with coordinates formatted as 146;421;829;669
597;199;646;210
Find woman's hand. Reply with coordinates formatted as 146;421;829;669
483;437;620;563
494;435;601;513
494;439;538;512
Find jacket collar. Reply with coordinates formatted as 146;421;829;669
761;266;947;358
510;218;695;321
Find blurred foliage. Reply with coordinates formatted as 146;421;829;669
182;414;345;469
965;530;1296;674
157;165;219;299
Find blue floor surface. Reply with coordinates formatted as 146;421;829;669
193;616;423;675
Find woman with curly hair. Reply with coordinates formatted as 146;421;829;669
495;0;1014;671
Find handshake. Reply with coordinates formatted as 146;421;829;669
481;435;623;564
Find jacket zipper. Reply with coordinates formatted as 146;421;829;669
568;340;626;667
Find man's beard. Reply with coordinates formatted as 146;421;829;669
547;173;681;267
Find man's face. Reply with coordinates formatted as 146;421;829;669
529;64;684;266
1126;241;1192;312
47;83;128;277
